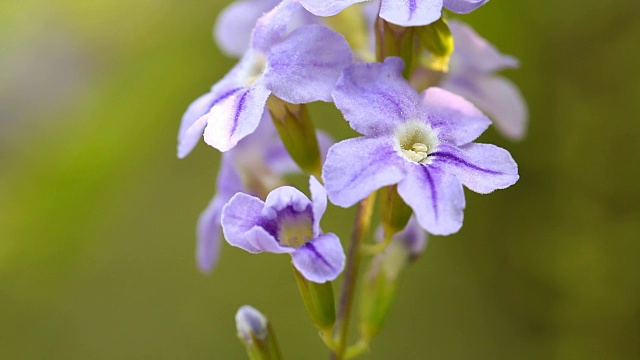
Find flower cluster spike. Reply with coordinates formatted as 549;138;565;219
176;0;527;358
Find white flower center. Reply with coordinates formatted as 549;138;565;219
395;120;439;164
240;51;267;87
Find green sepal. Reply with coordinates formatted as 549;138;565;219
267;96;322;178
379;185;412;238
292;265;337;333
360;249;398;342
374;18;418;77
415;16;454;72
241;323;282;360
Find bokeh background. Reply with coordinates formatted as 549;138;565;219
1;0;639;359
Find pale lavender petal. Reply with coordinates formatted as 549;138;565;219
203;84;271;152
177;92;217;159
178;88;244;158
292;233;345;283
332;57;420;136
214;0;280;58
196;157;245;273
216;154;245;199
263;186;313;220
430;143;518;194
229;111;278;160
221;192;268;253
420;87;490;146
251;0;306;53
196;196;225;273
394;215;427;257
309;176;327;235
397;163;465;235
444;0;488;14
245;226;294;254
380;0;443;27
442;74;528;140
323;137;406;208
265;25;352;103
300;0;364;16
449;20;518;74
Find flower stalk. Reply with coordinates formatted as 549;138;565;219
330;192;377;360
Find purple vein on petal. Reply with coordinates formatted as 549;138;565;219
408;0;417;19
428;151;503;174
303;242;334;270
421;165;439;221
229;89;251;137
212;87;244;109
342;148;398;189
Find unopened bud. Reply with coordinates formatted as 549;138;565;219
415;16;454;72
267;96;322;178
235;305;282;360
359;217;427;340
236;306;268;343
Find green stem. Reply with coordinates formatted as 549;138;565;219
330;192;377;360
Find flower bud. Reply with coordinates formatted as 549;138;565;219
379;185;412;239
359;217;427;340
235;305;282;360
267;96;322;178
374;17;417;76
415;16;454;72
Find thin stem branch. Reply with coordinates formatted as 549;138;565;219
330;192;377;360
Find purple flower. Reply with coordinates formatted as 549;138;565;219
177;0;351;156
440;20;528;140
323;57;518;235
300;0;488;27
222;177;345;283
196;114;334;273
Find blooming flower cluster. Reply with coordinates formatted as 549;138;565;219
177;0;526;357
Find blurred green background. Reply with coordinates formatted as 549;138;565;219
1;0;639;359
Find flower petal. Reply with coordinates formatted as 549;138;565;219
245;226;294;254
443;0;488;14
397;163;465;235
309;176;327;235
178;88;243;158
323;136;406;208
394;215;428;257
380;0;443;27
263;186;313;219
196;157;245;273
430;143;519;194
265;25;352;103
251;0;307;53
300;0;364;17
196;197;225;273
449;20;519;74
442;74;528;140
292;233;345;283
203;84;271;152
332;57;420;136
214;0;280;58
420;87;491;146
221;192;269;253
